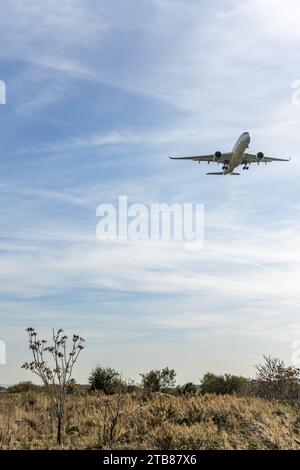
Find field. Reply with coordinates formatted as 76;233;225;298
1;391;300;450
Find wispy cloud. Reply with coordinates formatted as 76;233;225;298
1;0;300;383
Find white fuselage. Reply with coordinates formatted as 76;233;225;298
224;132;251;174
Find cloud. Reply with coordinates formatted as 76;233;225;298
0;203;299;305
1;0;300;383
0;1;108;72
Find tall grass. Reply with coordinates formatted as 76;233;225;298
0;391;299;449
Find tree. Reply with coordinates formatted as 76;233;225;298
200;372;248;395
89;366;124;394
200;373;226;395
255;355;300;401
223;374;248;395
160;367;176;390
179;382;198;395
140;367;176;393
22;327;84;445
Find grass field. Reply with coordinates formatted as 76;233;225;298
1;391;300;450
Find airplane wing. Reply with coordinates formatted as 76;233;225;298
169;152;232;163
244;153;291;163
169;154;214;162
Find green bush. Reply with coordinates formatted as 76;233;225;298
88;366;124;394
7;381;41;393
224;374;249;395
140;367;176;393
179;382;198;395
200;373;248;395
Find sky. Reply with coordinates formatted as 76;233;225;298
1;0;300;385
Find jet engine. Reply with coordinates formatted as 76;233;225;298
214;151;222;161
256;152;264;162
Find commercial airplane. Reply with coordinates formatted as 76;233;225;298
169;132;291;175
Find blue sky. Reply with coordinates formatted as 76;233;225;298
1;0;300;384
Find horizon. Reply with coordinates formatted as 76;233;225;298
1;0;300;385
0;355;271;388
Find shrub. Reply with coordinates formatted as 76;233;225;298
126;383;139;394
200;373;248;395
140;367;176;393
66;378;88;395
89;366;124;394
22;327;84;446
223;374;249;395
179;382;198;395
254;355;300;401
200;373;225;394
7;381;40;393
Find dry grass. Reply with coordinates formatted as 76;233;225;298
1;391;300;449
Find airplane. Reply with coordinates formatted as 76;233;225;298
169;132;291;175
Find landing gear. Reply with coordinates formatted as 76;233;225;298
243;164;250;170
